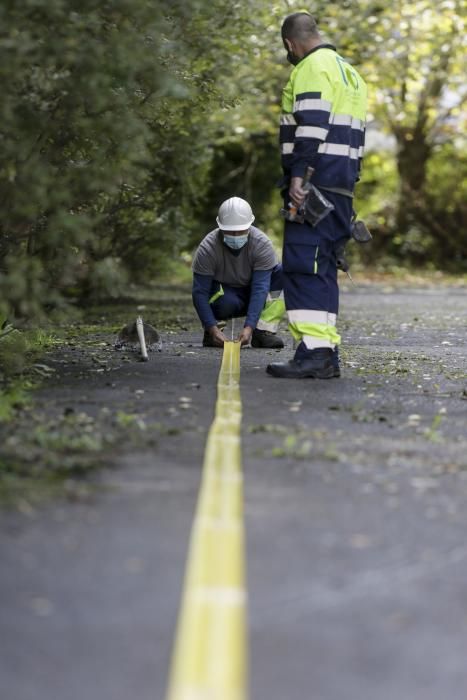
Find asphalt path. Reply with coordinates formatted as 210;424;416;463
1;282;466;700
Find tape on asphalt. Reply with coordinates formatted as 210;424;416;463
166;340;248;700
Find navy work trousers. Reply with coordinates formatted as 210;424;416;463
282;191;352;316
281;190;353;349
210;264;283;320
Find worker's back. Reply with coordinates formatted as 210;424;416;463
281;46;368;192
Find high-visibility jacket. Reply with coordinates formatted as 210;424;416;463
280;44;368;193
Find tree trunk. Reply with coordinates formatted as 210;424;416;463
394;124;432;235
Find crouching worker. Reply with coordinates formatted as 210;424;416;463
192;197;286;348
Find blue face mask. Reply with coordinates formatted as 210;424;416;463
223;233;249;250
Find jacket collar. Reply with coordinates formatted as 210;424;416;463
299;43;337;64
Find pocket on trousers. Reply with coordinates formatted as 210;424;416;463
282;242;320;275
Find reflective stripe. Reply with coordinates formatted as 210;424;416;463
287;309;337;326
295;126;328;140
256;319;279;333
209;284;224;305
358;145;365;158
288;321;341;347
302;337;335;350
318;143;360;159
329;114;365;131
280;113;297;126
294;98;332;113
258;295;286;332
281;143;294;155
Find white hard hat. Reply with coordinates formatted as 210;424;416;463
216;197;255;231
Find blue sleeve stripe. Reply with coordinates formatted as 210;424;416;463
293;138;322;156
293;108;332;128
281;153;294;167
295;91;322;100
327;124;366;147
280;124;297;142
314;159;361;185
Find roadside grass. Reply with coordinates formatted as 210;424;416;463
0;286;197;506
0;325;62;422
0;381;34;422
0;401;168;507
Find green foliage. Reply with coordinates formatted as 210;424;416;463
0;328;28;376
271;434;313;460
0;0;465;325
200;0;467;269
0;382;31;422
32;412;106;454
0;320;59;380
1;1;160;313
115;411;147;430
0;0;250;318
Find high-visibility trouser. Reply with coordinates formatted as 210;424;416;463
281;191;353;350
209;264;285;331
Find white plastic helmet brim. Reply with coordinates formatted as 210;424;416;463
216;216;255;231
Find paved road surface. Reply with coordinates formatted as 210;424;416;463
1;283;466;700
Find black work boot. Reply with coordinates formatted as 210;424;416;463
266;347;334;379
251;329;285;349
332;347;341;378
292;341;341;377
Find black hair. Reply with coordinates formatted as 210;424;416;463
281;12;319;41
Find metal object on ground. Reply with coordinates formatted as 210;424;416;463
136;316;148;362
114;319;161;355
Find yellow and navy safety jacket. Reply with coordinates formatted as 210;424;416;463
280;44;368;193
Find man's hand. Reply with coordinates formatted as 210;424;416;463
237;325;253;347
207;325;228;347
289;176;308;208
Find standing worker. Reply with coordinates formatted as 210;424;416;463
192;196;286;348
267;12;368;379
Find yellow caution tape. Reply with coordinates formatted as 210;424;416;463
166;340;248;700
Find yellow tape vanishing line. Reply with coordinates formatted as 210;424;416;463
166;340;248;700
